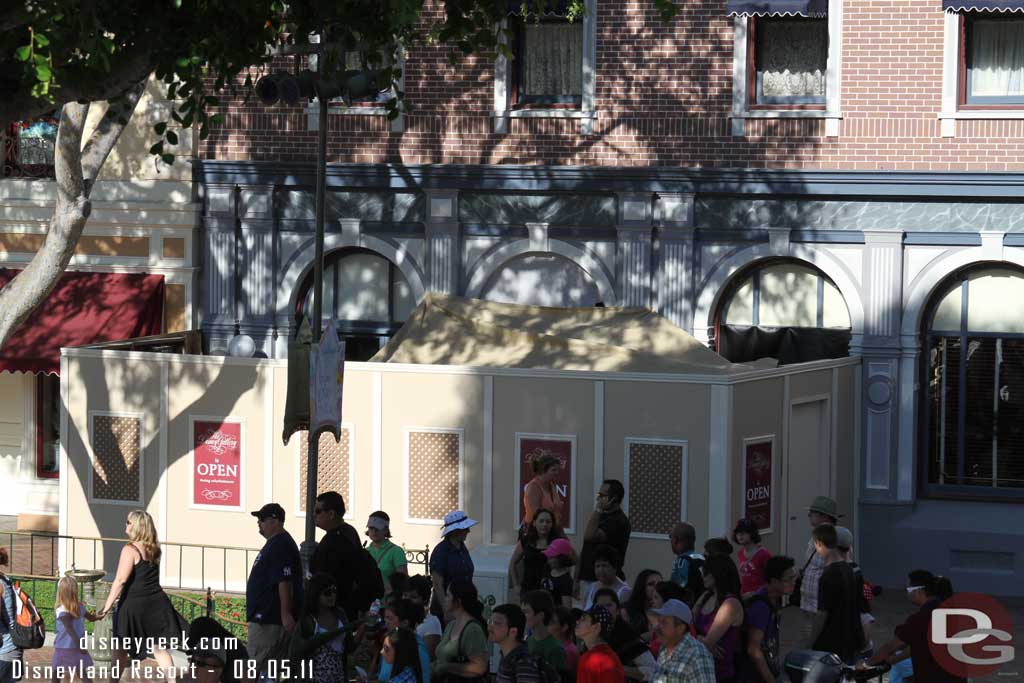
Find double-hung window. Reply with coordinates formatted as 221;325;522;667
511;10;584;107
728;0;841;135
494;0;596;133
960;11;1024;106
941;2;1024;134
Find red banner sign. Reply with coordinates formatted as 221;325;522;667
518;437;574;530
193;420;242;507
743;439;773;532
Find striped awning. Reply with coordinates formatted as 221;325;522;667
943;0;1024;11
726;0;828;16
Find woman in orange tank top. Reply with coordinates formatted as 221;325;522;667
523;452;565;528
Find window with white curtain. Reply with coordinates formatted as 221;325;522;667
966;16;1024;104
754;18;828;105
516;19;584;105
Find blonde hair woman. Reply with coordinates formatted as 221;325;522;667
99;510;186;682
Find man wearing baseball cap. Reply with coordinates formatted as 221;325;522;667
648;599;715;683
797;496;844;646
573;605;624;683
245;502;302;680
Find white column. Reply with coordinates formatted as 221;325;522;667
425;190;460;294
655;193;696;330
860;231;905;501
617;193;654;308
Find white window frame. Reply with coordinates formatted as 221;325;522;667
403;426;465;526
730;1;843;137
493;0;598;134
939;9;1024;137
87;410;145;507
622;437;688;540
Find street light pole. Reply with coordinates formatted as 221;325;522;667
303;32;329;572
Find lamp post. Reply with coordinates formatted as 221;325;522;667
258;36;386;578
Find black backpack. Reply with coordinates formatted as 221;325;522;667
351;544;385;613
738;594;780;678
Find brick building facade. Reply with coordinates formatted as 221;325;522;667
196;0;1024;593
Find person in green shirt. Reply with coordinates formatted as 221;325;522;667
366;511;409;588
521;590;567;673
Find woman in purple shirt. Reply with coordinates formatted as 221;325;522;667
693;554;744;683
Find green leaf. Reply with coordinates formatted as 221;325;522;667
210;113;225;125
36;64;52;82
161;153;175;165
198;123;209;140
14;46;31;61
166;130;179;145
154;122;167;135
175;57;190;68
149;142;164;154
34;34;50;47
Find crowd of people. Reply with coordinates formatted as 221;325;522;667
0;470;966;683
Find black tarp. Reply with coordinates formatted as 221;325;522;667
717;325;851;365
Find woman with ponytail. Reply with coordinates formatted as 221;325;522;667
431;580;488;683
863;570;964;683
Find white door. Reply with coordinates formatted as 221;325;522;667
786;399;829;560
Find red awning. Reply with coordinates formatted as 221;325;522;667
0;269;165;375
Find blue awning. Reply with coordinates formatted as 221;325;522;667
507;0;571;16
726;0;828;16
944;0;1024;11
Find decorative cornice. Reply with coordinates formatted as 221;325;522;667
194;161;1024;199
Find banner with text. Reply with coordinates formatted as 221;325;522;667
743;439;773;533
193;420;242;508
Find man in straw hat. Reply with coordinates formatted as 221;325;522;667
796;496;845;646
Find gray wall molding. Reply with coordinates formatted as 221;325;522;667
196;160;1024;198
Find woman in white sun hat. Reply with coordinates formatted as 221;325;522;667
429;511;477;623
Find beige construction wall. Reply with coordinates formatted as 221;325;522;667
60;351;859;593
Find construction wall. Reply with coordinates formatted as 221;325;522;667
59;349;859;591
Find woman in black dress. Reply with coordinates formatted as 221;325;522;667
99;510;186;681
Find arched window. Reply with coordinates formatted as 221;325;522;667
479;253;603;307
922;266;1024;496
295;248;416;361
713;260;851;364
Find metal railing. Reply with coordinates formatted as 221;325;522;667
3;529;431;591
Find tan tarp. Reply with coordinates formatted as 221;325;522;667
370;294;776;374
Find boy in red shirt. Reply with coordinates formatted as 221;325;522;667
573;605;625;683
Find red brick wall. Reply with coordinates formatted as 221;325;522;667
200;0;1024;171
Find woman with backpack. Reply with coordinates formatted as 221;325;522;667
0;547;23;683
693;554;744;683
432;580;488;683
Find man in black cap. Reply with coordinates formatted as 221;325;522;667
245;503;302;680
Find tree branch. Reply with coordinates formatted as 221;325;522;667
0;44;152;127
80;80;146;193
0;102;92;350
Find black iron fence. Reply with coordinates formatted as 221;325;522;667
2;529;430;592
5;531;432;647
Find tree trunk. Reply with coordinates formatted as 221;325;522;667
0;82;145;350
